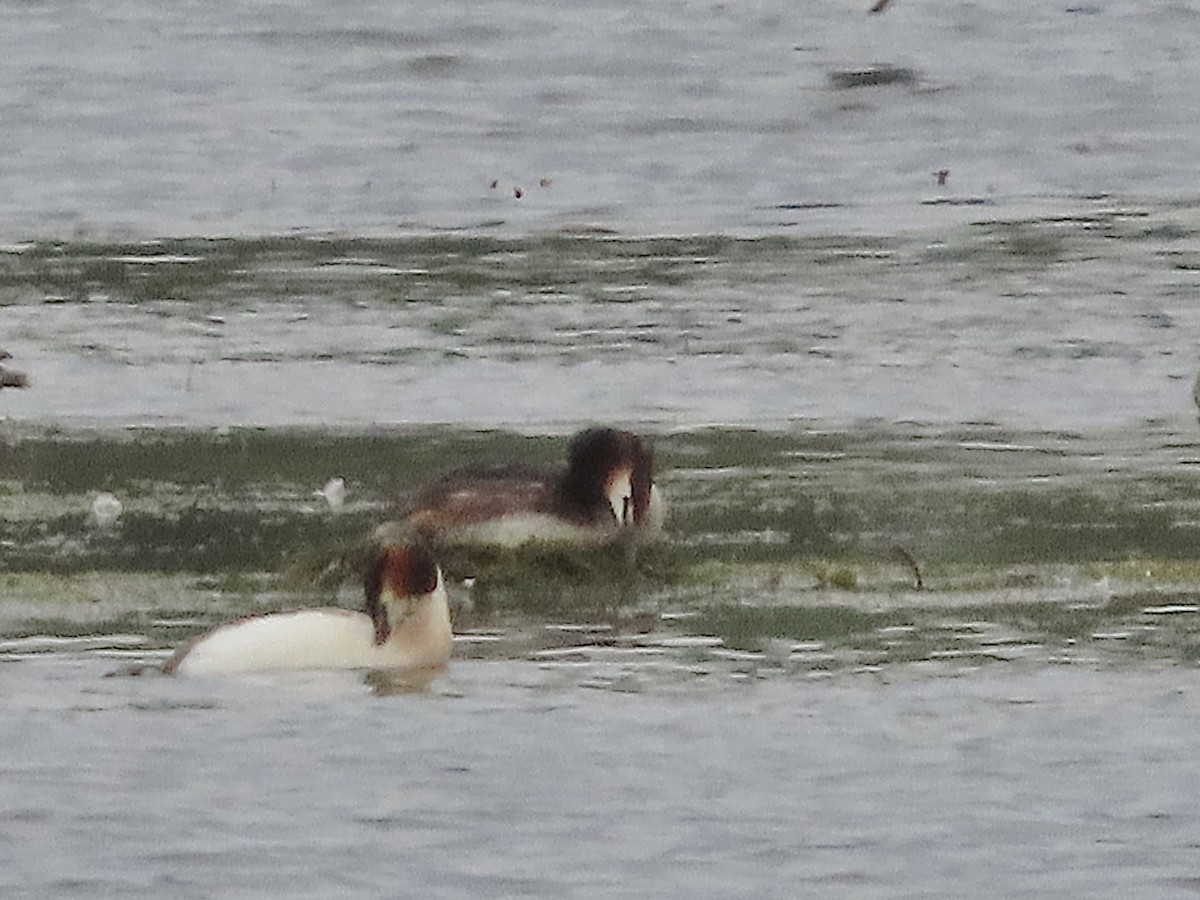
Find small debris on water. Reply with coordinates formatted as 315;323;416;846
829;65;918;89
314;477;347;510
91;493;123;526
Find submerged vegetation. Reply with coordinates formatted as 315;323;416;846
3;422;1200;670
0;233;810;309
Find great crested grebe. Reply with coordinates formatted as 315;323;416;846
378;427;666;550
164;545;452;676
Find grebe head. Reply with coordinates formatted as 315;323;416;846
363;544;442;644
561;428;655;526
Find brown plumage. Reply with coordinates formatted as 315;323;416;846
363;544;440;644
382;428;663;550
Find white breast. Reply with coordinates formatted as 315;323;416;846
445;512;612;549
439;486;667;549
607;479;667;529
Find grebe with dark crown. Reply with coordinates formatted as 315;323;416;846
378;427;666;550
164;545;452;676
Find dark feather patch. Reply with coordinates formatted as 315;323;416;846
363;552;390;644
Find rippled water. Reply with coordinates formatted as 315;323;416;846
7;297;1200;897
1;0;1198;239
3;656;1200;899
4;209;1200;430
5;2;1200;896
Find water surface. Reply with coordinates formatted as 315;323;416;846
3;656;1199;899
1;0;1197;239
4;2;1200;895
4;210;1200;430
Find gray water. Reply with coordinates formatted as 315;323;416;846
2;657;1199;899
4;214;1200;430
4;0;1200;430
1;0;1198;240
6;3;1200;897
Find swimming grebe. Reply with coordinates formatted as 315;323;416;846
379;427;666;550
164;545;452;676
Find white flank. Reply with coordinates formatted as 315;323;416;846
168;579;452;676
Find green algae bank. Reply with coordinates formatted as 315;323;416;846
4;422;1200;898
6;0;1200;895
